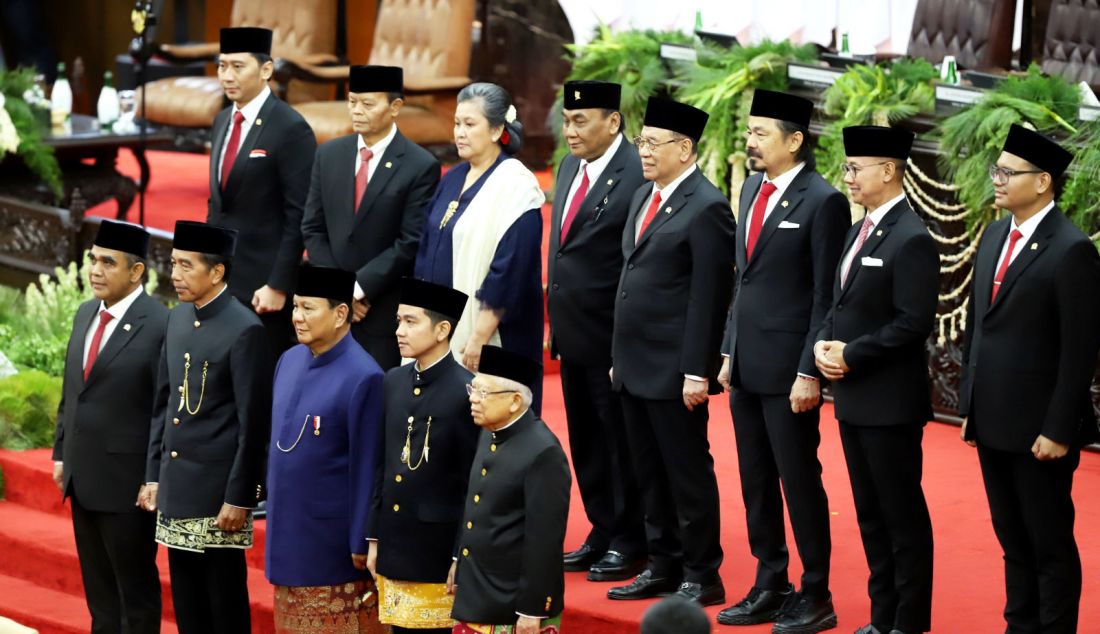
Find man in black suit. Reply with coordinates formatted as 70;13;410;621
53;220;167;634
716;90;849;632
814;126;938;634
207;27;317;358
959;125;1100;634
607;97;735;607
302;65;441;369
548;79;646;581
141;221;273;634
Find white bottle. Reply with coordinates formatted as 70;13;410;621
51;62;72;128
97;71;120;129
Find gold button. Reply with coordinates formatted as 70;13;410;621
170;451;178;458
393;504;400;512
407;416;414;423
473;494;480;504
193;320;200;328
413;387;421;396
178;386;184;394
395;474;402;483
172;418;180;426
481;468;487;477
467;521;473;529
490;444;497;452
462;548;469;557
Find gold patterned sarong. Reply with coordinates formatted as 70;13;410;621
452;615;561;633
154;511;253;552
274;579;390;634
376;575;456;629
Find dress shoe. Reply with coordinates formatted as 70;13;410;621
607;570;682;600
673;580;726;607
717;584;794;626
772;593;837;633
587;550;645;582
563;544;603;572
853;626;881;634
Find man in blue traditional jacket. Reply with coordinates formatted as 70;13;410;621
264;264;388;634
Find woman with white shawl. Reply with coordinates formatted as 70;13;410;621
414;82;547;413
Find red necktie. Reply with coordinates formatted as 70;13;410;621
83;310;114;381
220;111;246;190
841;215;875;288
354;147;373;213
745;181;778;259
990;229;1023;303
636;191;663;243
560;165;590;244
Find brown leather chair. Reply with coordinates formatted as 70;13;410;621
286;0;476;145
138;0;338;130
907;0;1017;70
1041;0;1100;90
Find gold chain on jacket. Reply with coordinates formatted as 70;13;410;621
400;416;432;470
179;352;208;415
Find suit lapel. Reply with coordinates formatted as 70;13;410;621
71;303;97;385
745;169;813;272
563;141;632;248
623;186;651;258
736;174;761;271
974;221;1009;316
223;96;277;201
355;130;407;224
81;295;148;389
549;155;580;252
634;170;697;250
988;210;1057;312
837;199;906;299
210;109;229;204
328;136;358;238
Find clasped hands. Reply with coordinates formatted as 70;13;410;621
813;340;849;381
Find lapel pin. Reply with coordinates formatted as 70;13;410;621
665;207;672;214
255;118;262;126
385;161;393;168
123;324;131;331
781;200;789;208
876;229;883;236
607;179;613;185
603;196;608;204
1030;242;1037;250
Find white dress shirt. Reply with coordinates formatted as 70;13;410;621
561;134;623;228
744;162;805;245
217;85;272;183
634;163;697;241
81;284;145;368
838;191;906;284
995;201;1053;270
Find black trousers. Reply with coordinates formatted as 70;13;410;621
251;301;296;360
838;422;933;634
351;326;402;371
730;390;831;598
70;492;161;634
167;547;250;634
620;389;723;584
560;361;645;558
977;444;1081;634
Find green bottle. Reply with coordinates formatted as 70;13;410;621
945;58;959;85
840;32;851;57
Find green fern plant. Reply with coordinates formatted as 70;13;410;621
0;67;63;200
1061;119;1100;245
815;58;939;189
676;40;818;196
938;65;1081;229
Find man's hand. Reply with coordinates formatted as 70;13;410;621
137;483;158;512
351;553;369;571
351;299;370;323
366;540;378;578
1032;434;1069;461
52;463;64;493
718;357;731;391
960;417;976;447
789;376;821;414
814;341;847;381
446;560;458;594
682;376;708;411
516;615;541;634
251;285;287;314
214;504;248;532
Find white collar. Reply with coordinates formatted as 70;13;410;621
579;133;623;179
652;163;697;201
99;284;144;319
232;85;271;124
763;161;805;195
414;348;450;373
358;123;398;157
195;284;228;311
492;408;529;432
865;191;907;225
1009;200;1054;239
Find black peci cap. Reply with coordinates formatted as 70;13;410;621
477;345;541;390
220;27;273;56
399;278;468;322
1001;123;1073;178
563;80;622;111
349;65;404;95
643;97;709;142
94;220;149;258
842;125;914;160
294;264;356;306
749;89;814;129
172;221;237;258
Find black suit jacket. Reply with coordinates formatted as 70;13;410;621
611;167;737;399
146;289;273;517
722;167;850;394
302;131;440;335
53;293;169;513
547;136;645;366
816;198;939;426
208;95;317;302
960;209;1100;451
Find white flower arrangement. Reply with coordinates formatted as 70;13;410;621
505;104;517;124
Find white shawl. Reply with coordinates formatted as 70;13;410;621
449;158;546;358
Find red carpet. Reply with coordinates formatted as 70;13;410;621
3;392;1100;632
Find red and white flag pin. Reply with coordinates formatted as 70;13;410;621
249;149;268;158
313;415;321;436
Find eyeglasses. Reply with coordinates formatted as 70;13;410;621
841;161;893;177
988;165;1043;184
632;136;680;151
465;383;515;400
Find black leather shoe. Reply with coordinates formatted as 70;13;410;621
772;593;837;633
717;584;794;625
607;570;682;600
853;626;882;634
587;550;645;582
673;580;726;607
563;544;603;572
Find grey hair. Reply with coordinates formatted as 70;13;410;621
458;82;524;155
